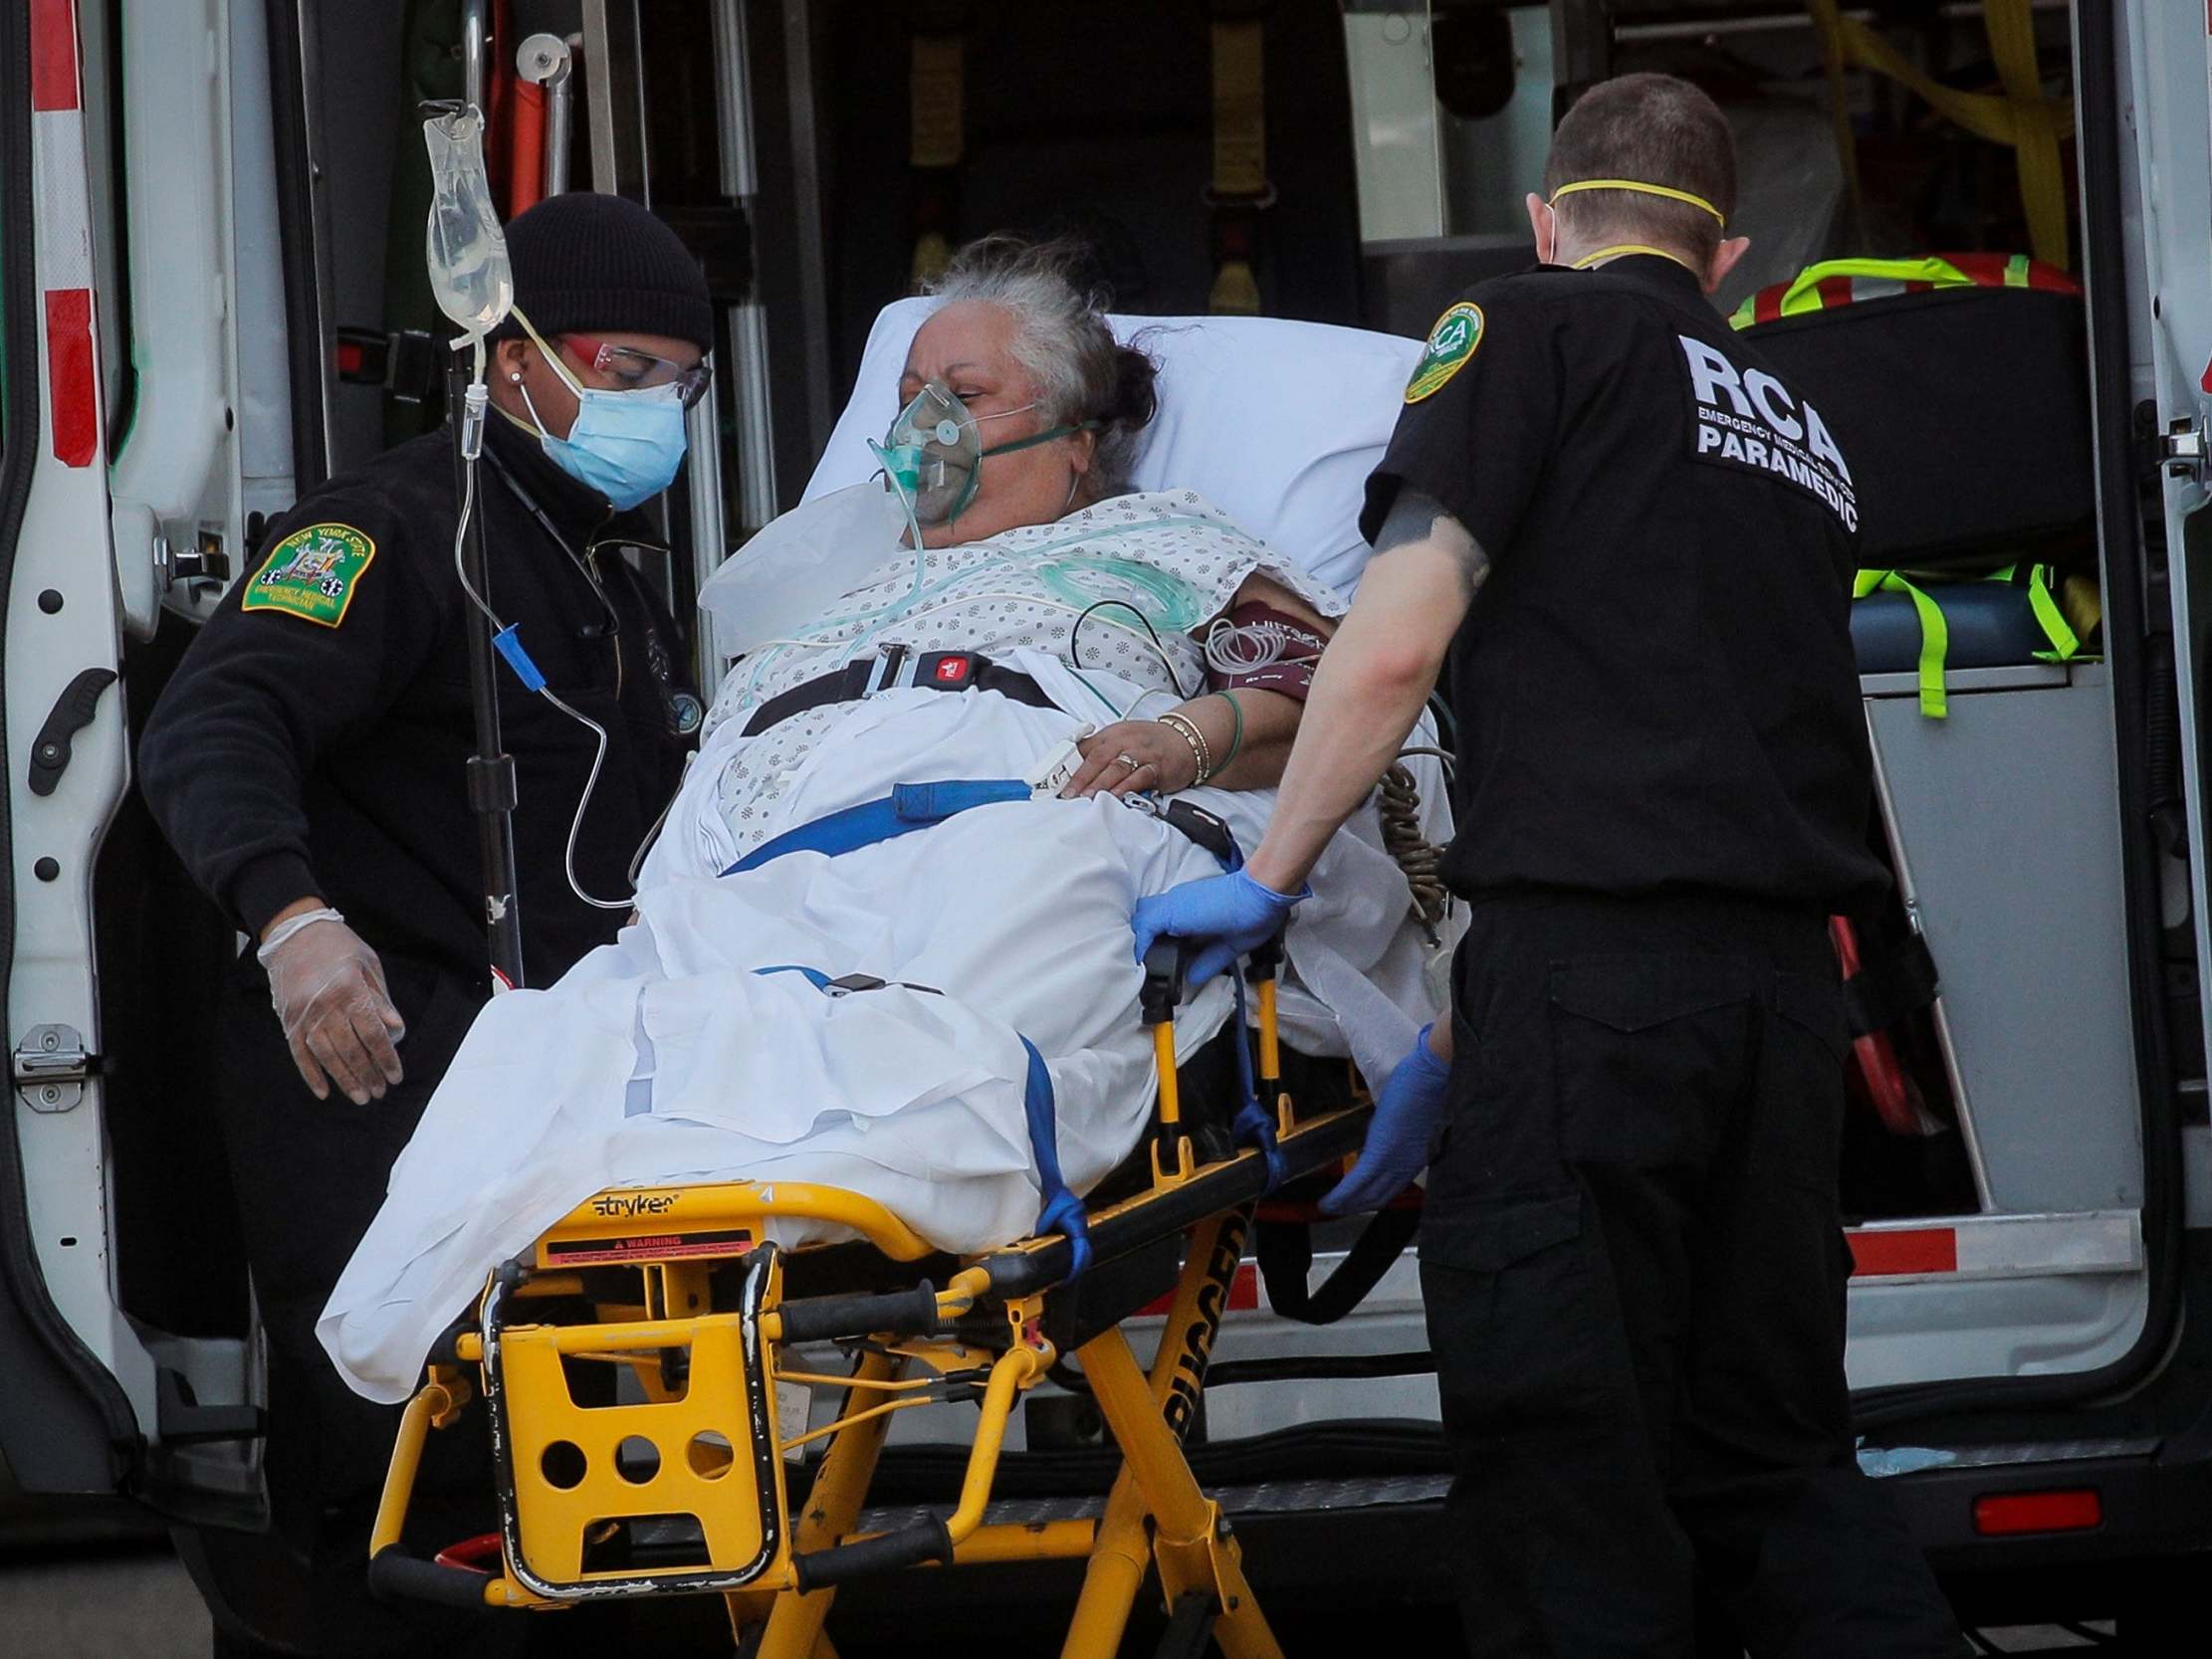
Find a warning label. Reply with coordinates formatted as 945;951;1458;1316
1677;334;1859;534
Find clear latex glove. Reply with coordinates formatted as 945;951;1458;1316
263;917;406;1105
1130;868;1305;988
1319;1021;1451;1214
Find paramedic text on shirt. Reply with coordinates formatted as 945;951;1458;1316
135;192;710;1657
1133;73;1968;1657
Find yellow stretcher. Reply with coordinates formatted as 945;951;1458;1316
365;931;1373;1658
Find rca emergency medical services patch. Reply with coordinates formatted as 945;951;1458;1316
1405;302;1484;403
1676;334;1860;534
241;522;375;627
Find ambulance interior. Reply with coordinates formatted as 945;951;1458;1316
28;0;2189;1537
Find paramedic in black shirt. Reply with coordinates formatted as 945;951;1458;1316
139;191;709;1657
1137;75;1966;1657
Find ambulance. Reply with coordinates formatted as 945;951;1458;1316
1;0;2206;1645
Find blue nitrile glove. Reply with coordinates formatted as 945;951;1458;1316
1319;1022;1452;1214
1131;869;1306;988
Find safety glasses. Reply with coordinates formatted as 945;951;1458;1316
561;333;714;410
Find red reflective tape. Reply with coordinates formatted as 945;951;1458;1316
30;0;80;112
1138;1260;1260;1318
44;289;97;468
1848;1227;1957;1277
1815;276;1854;311
1972;1489;2101;1537
1753;286;1784;325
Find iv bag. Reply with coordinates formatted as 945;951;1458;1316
698;481;909;659
422;105;513;337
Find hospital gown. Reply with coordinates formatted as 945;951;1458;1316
320;492;1451;1403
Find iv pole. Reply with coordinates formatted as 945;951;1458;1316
424;101;528;992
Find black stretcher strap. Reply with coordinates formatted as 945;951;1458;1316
741;649;1054;738
1253;1204;1420;1327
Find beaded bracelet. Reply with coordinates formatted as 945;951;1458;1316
1209;691;1244;770
1156;711;1214;785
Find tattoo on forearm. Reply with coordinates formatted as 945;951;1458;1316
1375;488;1489;599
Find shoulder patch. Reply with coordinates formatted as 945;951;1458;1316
1405;302;1484;403
240;522;376;627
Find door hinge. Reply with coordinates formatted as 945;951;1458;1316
13;1024;96;1113
2161;417;2206;478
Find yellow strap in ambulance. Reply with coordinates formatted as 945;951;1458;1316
1208;9;1268;315
908;15;966;290
1805;0;2074;270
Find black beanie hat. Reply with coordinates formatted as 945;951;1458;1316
492;191;714;352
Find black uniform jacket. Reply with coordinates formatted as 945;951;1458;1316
140;414;694;992
1364;256;1889;912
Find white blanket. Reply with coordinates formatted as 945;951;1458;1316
321;604;1450;1406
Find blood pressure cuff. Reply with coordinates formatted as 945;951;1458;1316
1206;602;1325;701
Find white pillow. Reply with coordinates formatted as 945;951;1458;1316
802;297;1423;597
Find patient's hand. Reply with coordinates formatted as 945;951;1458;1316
1061;720;1201;798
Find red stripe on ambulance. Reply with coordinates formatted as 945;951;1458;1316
30;0;80;112
43;289;96;468
1849;1227;1957;1278
1136;1262;1257;1319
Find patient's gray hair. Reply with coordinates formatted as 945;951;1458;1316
925;236;1159;500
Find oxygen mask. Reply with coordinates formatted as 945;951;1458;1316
869;378;1102;534
871;380;991;529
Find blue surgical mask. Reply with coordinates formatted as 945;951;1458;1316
514;309;690;511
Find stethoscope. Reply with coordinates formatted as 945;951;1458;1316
482;446;705;736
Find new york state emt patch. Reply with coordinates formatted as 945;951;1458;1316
241;522;376;627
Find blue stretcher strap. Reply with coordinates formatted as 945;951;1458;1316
1228;970;1285;1191
723;779;1032;876
1021;1036;1091;1280
754;963;834;991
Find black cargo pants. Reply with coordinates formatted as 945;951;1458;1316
186;950;559;1658
1420;891;1965;1658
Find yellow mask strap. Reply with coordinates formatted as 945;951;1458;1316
1549;178;1726;227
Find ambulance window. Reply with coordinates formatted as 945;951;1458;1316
1344;5;1554;247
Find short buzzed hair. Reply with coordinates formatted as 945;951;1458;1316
1542;73;1736;263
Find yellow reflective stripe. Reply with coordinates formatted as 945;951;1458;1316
1549;178;1726;226
1767;256;1973;319
1859;570;1949;719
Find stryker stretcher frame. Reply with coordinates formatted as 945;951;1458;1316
365;925;1372;1659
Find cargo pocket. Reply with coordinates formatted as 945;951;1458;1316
1419;1190;1583;1275
1548;953;1754;1168
1419;1192;1604;1413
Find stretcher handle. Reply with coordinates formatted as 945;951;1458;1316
774;1280;941;1346
789;1517;956;1592
1140;938;1189;1023
367;1545;496;1611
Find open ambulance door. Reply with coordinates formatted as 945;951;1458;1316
2126;4;2212;1242
0;0;296;1535
0;0;156;1509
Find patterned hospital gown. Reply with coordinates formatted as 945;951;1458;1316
699;490;1346;855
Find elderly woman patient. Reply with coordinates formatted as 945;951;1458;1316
320;238;1438;1406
